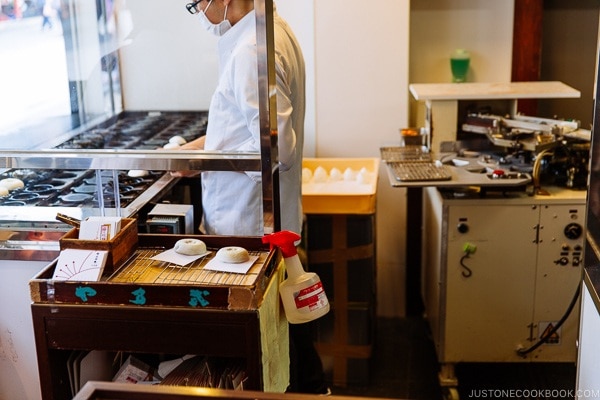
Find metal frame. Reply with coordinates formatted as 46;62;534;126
255;0;280;234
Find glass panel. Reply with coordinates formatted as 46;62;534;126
0;0;220;149
0;0;123;147
0;0;275;235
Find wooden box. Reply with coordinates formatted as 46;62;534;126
59;218;138;273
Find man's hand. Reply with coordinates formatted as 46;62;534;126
166;136;206;177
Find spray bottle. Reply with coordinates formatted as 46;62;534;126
263;230;330;324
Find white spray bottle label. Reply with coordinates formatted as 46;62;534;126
294;281;328;311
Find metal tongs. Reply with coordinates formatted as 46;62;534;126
55;213;81;228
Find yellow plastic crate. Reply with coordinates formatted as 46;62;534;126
302;158;379;214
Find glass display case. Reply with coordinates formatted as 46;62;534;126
0;2;285;399
0;0;280;241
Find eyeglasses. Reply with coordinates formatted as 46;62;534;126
186;0;203;14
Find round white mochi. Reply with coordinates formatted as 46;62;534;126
169;135;187;145
163;142;181;149
127;170;149;178
216;246;250;263
173;238;207;256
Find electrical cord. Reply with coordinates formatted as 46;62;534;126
460;253;473;277
460;243;476;277
516;281;581;357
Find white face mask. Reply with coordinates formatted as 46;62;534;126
198;0;232;37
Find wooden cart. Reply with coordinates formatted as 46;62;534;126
30;234;288;400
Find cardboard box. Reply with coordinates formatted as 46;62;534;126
302;158;379;214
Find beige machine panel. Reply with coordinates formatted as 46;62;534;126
423;187;584;365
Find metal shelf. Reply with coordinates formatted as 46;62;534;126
0;149;261;173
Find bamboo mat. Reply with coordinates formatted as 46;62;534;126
106;248;268;287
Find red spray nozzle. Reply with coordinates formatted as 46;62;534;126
262;230;301;258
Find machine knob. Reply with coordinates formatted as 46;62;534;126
556;257;569;266
564;223;583;240
491;169;505;179
456;222;469;233
457;222;469;234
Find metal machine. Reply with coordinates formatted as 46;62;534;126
389;83;591;399
422;185;585;398
459;112;590;192
383;112;590;196
420;111;588;399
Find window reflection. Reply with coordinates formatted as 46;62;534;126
0;0;120;138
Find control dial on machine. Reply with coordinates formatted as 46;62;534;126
564;222;583;240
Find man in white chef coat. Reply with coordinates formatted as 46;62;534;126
181;0;304;238
180;0;328;394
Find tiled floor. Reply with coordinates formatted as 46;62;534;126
328;317;576;400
